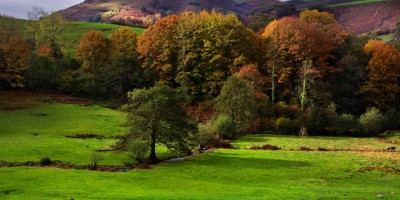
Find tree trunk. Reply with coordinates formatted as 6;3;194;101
271;63;276;105
149;133;158;164
298;60;311;137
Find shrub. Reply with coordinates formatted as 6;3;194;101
250;144;280;150
299;146;312;151
213;114;237;139
40;157;53;166
359;107;385;136
197;121;218;149
90;152;103;169
273;102;292;118
196;114;236;149
211;140;233;149
384;108;400;130
274;117;299;134
127;140;149;163
335;113;358;135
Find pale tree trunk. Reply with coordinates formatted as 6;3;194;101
299;60;312;137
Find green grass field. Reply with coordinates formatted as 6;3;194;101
0;91;399;199
59;21;144;56
379;33;395;42
328;0;388;7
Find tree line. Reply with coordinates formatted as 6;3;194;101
1;9;400;163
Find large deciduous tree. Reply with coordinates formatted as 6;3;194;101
137;14;180;83
262;10;347;136
0;17;29;88
122;84;197;163
215;75;256;134
360;40;400;108
138;11;262;100
35;13;65;58
109;27;138;56
76;30;110;72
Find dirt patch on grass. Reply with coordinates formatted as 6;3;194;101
357;151;400;163
358;165;400;175
377;138;400;145
250;144;281;150
65;133;105;139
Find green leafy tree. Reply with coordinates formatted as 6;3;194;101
35;13;65;58
122;84;197;163
215;75;256;134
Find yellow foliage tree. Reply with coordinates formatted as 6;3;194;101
76;30;110;71
109;27;138;56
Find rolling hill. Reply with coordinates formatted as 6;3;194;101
59;0;400;34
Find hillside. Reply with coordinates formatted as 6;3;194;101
60;0;280;27
0;17;144;56
331;1;400;33
60;0;400;34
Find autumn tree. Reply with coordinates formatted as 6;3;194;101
76;30;110;71
0;17;29;88
360;40;400;108
109;27;138;56
174;11;261;99
122;84;197;163
137;14;180;83
262;10;347;136
138;11;262;100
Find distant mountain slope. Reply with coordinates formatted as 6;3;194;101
331;1;400;33
60;0;280;27
60;0;400;34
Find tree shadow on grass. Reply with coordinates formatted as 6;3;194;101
186;151;310;171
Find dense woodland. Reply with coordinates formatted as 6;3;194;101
1;9;400;162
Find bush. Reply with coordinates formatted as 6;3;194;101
40;157;53;166
211;140;233;149
334;113;359;136
197;121;218;149
384;108;400;130
197;114;237;149
127;140;149;163
250;144;280;150
25;54;60;90
359;107;385;136
274;117;299;134
213;114;237;139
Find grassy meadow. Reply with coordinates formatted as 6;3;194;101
0;16;144;56
0;91;399;199
59;21;144;56
328;0;388;7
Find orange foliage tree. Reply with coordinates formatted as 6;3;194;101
0;18;29;88
360;40;400;108
137;14;180;82
262;10;348;136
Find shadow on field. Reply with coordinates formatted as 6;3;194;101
191;152;310;170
